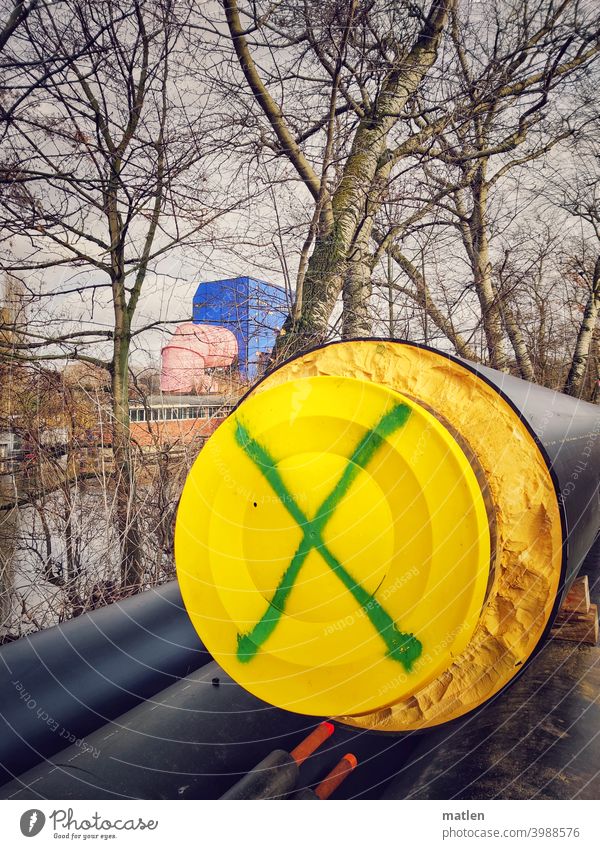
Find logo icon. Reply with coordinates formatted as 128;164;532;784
20;810;45;837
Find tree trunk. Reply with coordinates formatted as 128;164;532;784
564;255;600;398
498;296;535;381
111;310;142;589
342;229;374;338
277;118;393;355
341;154;398;339
469;170;509;371
271;1;454;361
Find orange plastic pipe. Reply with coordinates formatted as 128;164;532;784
314;753;358;799
290;721;335;766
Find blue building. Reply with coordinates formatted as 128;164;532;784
192;277;288;378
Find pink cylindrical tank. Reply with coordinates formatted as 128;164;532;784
160;323;238;393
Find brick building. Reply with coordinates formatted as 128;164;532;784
128;394;238;449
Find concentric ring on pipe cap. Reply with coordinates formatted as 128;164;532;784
175;374;490;717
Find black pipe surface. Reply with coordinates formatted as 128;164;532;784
0;581;208;787
467;361;600;593
380;538;600;800
0;660;421;800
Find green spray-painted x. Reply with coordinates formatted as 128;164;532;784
233;401;422;671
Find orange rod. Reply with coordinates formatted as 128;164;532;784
314;753;358;800
290;721;335;766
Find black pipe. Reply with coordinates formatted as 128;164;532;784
220;750;300;800
466;361;600;593
0;660;423;800
1;342;598;798
228;340;600;735
379;534;600;800
0;581;208;787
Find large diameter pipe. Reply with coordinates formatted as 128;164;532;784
0;581;209;787
0;662;321;800
0;660;419;801
472;362;600;586
381;536;600;799
195;339;598;732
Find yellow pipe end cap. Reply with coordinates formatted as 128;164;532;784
175;375;490;716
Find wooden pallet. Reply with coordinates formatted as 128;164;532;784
550;575;598;646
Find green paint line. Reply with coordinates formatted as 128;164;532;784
308;402;411;535
317;545;422;667
232;402;422;670
236;534;312;663
234;421;308;529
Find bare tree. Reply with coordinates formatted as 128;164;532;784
0;1;37;54
555;143;600;398
0;0;235;585
376;0;600;371
214;0;600;373
215;0;456;357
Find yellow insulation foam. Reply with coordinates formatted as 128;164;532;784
250;341;563;730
